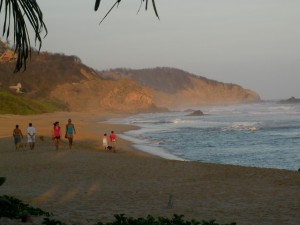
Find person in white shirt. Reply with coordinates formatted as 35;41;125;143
27;123;36;150
102;133;108;150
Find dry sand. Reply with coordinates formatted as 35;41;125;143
0;112;299;225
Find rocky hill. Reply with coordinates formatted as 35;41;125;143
98;68;261;109
0;47;158;113
0;42;260;114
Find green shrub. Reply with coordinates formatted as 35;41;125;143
0;195;52;219
42;218;67;225
0;195;236;225
94;214;236;225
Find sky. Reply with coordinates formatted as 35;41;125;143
30;1;300;100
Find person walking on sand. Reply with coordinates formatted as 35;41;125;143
13;125;23;150
109;130;117;152
65;118;76;149
52;121;61;150
102;133;108;150
27;123;36;150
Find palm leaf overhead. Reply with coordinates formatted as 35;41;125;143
0;0;47;72
1;0;158;72
94;0;101;11
95;0;159;24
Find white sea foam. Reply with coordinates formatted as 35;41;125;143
118;133;184;161
107;102;300;170
230;121;260;131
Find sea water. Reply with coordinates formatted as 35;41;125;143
108;102;300;171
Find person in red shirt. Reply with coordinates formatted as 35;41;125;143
52;121;61;150
109;130;117;152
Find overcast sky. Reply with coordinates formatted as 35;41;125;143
35;0;300;100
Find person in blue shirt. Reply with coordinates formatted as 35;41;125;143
65;118;76;149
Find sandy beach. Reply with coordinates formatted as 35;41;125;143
0;112;299;225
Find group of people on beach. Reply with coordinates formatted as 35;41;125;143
13;123;36;150
102;131;117;152
12;118;117;152
12;118;76;150
51;119;76;150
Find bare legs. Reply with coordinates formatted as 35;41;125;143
68;137;73;149
29;142;35;150
54;138;60;150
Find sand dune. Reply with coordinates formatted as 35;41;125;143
0;112;299;225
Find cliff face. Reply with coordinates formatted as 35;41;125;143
0;45;260;114
50;75;157;113
99;68;261;109
152;75;260;109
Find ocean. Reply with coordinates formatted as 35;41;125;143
108;102;300;171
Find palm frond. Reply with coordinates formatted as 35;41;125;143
99;0;122;25
151;0;159;19
94;0;101;11
96;0;159;24
0;0;47;72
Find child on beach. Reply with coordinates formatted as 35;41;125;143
109;130;117;152
102;133;108;150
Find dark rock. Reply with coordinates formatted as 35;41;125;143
280;96;300;104
186;110;204;116
183;109;195;113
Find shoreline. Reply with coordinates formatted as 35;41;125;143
1;111;300;225
104;112;299;172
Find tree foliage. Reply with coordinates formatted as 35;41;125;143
0;0;159;72
0;0;47;72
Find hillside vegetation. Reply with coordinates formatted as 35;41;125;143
0;90;67;115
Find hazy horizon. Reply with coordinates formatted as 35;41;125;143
16;1;300;100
